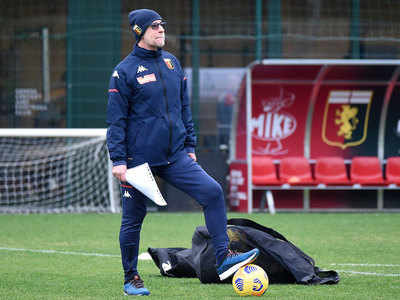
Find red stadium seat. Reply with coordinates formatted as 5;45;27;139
315;157;350;185
252;157;280;185
350;156;385;185
280;157;315;185
386;157;400;185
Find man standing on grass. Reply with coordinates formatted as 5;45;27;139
106;9;259;296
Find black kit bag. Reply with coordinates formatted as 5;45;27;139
148;218;339;285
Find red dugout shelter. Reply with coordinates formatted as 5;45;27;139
229;59;400;213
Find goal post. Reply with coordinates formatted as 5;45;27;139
0;128;119;213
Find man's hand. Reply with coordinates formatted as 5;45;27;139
112;164;127;182
188;153;197;161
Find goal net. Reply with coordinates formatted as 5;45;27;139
0;129;118;213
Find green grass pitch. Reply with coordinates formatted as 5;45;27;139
0;212;399;299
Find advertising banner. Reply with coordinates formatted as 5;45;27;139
251;84;310;157
228;161;248;212
235;65;319;159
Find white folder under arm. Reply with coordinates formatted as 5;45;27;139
125;163;167;206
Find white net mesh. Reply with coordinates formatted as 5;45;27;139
0;134;114;213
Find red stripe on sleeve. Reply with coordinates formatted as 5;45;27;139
109;89;119;92
121;184;133;188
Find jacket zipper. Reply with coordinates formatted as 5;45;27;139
155;59;172;157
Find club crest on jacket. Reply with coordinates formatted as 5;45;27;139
164;58;174;70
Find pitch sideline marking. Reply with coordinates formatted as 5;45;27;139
336;270;400;277
331;263;400;267
0;247;155;260
0;246;120;258
1;247;399;275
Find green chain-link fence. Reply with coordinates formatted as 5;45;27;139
1;0;400;150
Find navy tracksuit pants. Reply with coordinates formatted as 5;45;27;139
119;152;229;282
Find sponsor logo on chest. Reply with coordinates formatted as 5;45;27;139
137;73;156;84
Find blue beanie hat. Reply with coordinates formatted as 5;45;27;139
128;9;163;41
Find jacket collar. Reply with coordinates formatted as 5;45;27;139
132;43;162;59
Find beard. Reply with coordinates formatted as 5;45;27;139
139;34;166;50
154;37;165;48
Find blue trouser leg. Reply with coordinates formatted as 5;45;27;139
156;154;229;265
119;154;229;283
119;183;147;283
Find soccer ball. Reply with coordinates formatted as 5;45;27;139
232;264;269;296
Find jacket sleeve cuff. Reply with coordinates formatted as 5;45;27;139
185;147;195;154
112;160;127;167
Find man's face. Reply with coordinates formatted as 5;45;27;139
140;20;166;50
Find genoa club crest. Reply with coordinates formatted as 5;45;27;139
164;58;174;70
322;90;373;149
133;24;142;36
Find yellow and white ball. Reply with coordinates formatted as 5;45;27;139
232;264;269;296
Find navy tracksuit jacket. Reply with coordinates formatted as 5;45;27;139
106;44;229;282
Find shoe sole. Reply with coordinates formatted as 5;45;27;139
124;292;149;296
218;250;259;281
